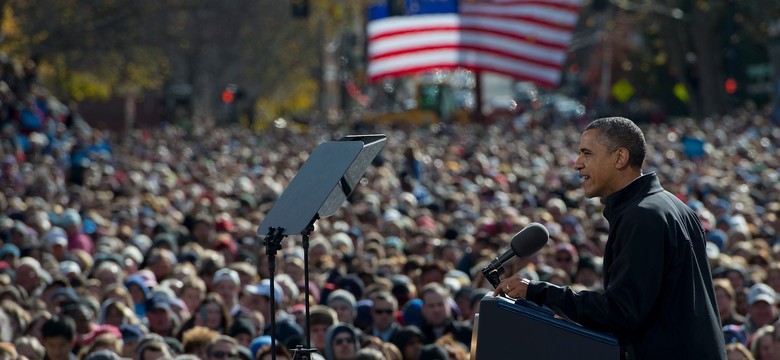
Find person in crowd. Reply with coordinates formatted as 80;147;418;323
354;347;386;360
495;117;726;359
211;268;243;317
254;344;293;360
145;293;179;338
726;342;755;360
327;289;358;326
419;283;472;349
15;335;46;360
243;280;282;331
435;334;469;360
228;316;256;349
60;208;94;255
742;283;779;336
41;316;77;360
179;276;206;317
714;278;746;326
205;335;239;360
0;343;20;360
749;325;776;360
178;293;231;337
390;325;425;360
16;257;49;298
134;333;174;360
308;305;337;353
324;323;360;360
180;326;220;359
368;290;399;342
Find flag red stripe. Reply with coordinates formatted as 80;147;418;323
369;44;563;72
370;63;559;89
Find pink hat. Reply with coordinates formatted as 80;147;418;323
135;269;158;288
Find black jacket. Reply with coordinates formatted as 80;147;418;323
420;318;473;349
526;173;726;359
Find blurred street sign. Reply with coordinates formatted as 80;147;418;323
611;78;634;103
747;63;774;95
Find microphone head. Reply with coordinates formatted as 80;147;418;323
509;222;549;258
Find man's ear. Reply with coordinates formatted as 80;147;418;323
614;147;630;169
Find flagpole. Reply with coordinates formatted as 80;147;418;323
474;69;484;122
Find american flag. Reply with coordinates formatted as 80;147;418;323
367;0;583;88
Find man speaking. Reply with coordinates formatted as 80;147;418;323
495;117;726;359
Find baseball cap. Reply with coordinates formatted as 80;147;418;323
245;279;283;305
212;268;240;286
44;227;68;247
748;283;777;306
60;260;81;276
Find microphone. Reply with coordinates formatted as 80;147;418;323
481;222;549;288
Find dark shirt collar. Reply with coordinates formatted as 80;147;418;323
603;173;663;221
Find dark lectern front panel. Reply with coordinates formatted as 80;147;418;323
472;294;619;360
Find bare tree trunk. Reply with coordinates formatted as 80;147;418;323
688;1;728;117
661;15;701;118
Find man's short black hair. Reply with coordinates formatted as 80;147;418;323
41;316;76;341
585;117;647;169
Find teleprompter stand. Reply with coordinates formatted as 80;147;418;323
257;134;386;360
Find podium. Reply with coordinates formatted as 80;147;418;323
470;294;619;360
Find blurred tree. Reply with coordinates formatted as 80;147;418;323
1;1;170;100
577;0;780;118
0;0;356;126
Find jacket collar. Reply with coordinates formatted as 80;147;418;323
603;173;663;221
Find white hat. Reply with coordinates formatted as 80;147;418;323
60;260;81;276
212;268;240;286
245;279;283;305
748;283;777;306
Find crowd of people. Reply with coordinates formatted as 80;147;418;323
0;50;779;360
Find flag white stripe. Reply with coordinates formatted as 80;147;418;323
462;4;580;26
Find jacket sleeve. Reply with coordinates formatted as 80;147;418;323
526;208;667;334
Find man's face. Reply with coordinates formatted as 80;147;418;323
105;304;125;326
129;285;150;308
65;307;92;335
402;336;423;360
331;333;356;360
141;349;168;360
181;287;203;314
422;291;450;327
207;340;237;360
43;336;73;360
371;299;396;331
197;302;224;329
749;301;777;327
715;287;732;315
234;333;252;349
331;302;354;324
95;264;122;286
310;323;330;351
241;294;268;316
214;280;238;306
575;129;621;199
16;263;40;292
148;255;172;281
147;307;171;334
420;269;444;287
555;250;576;273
